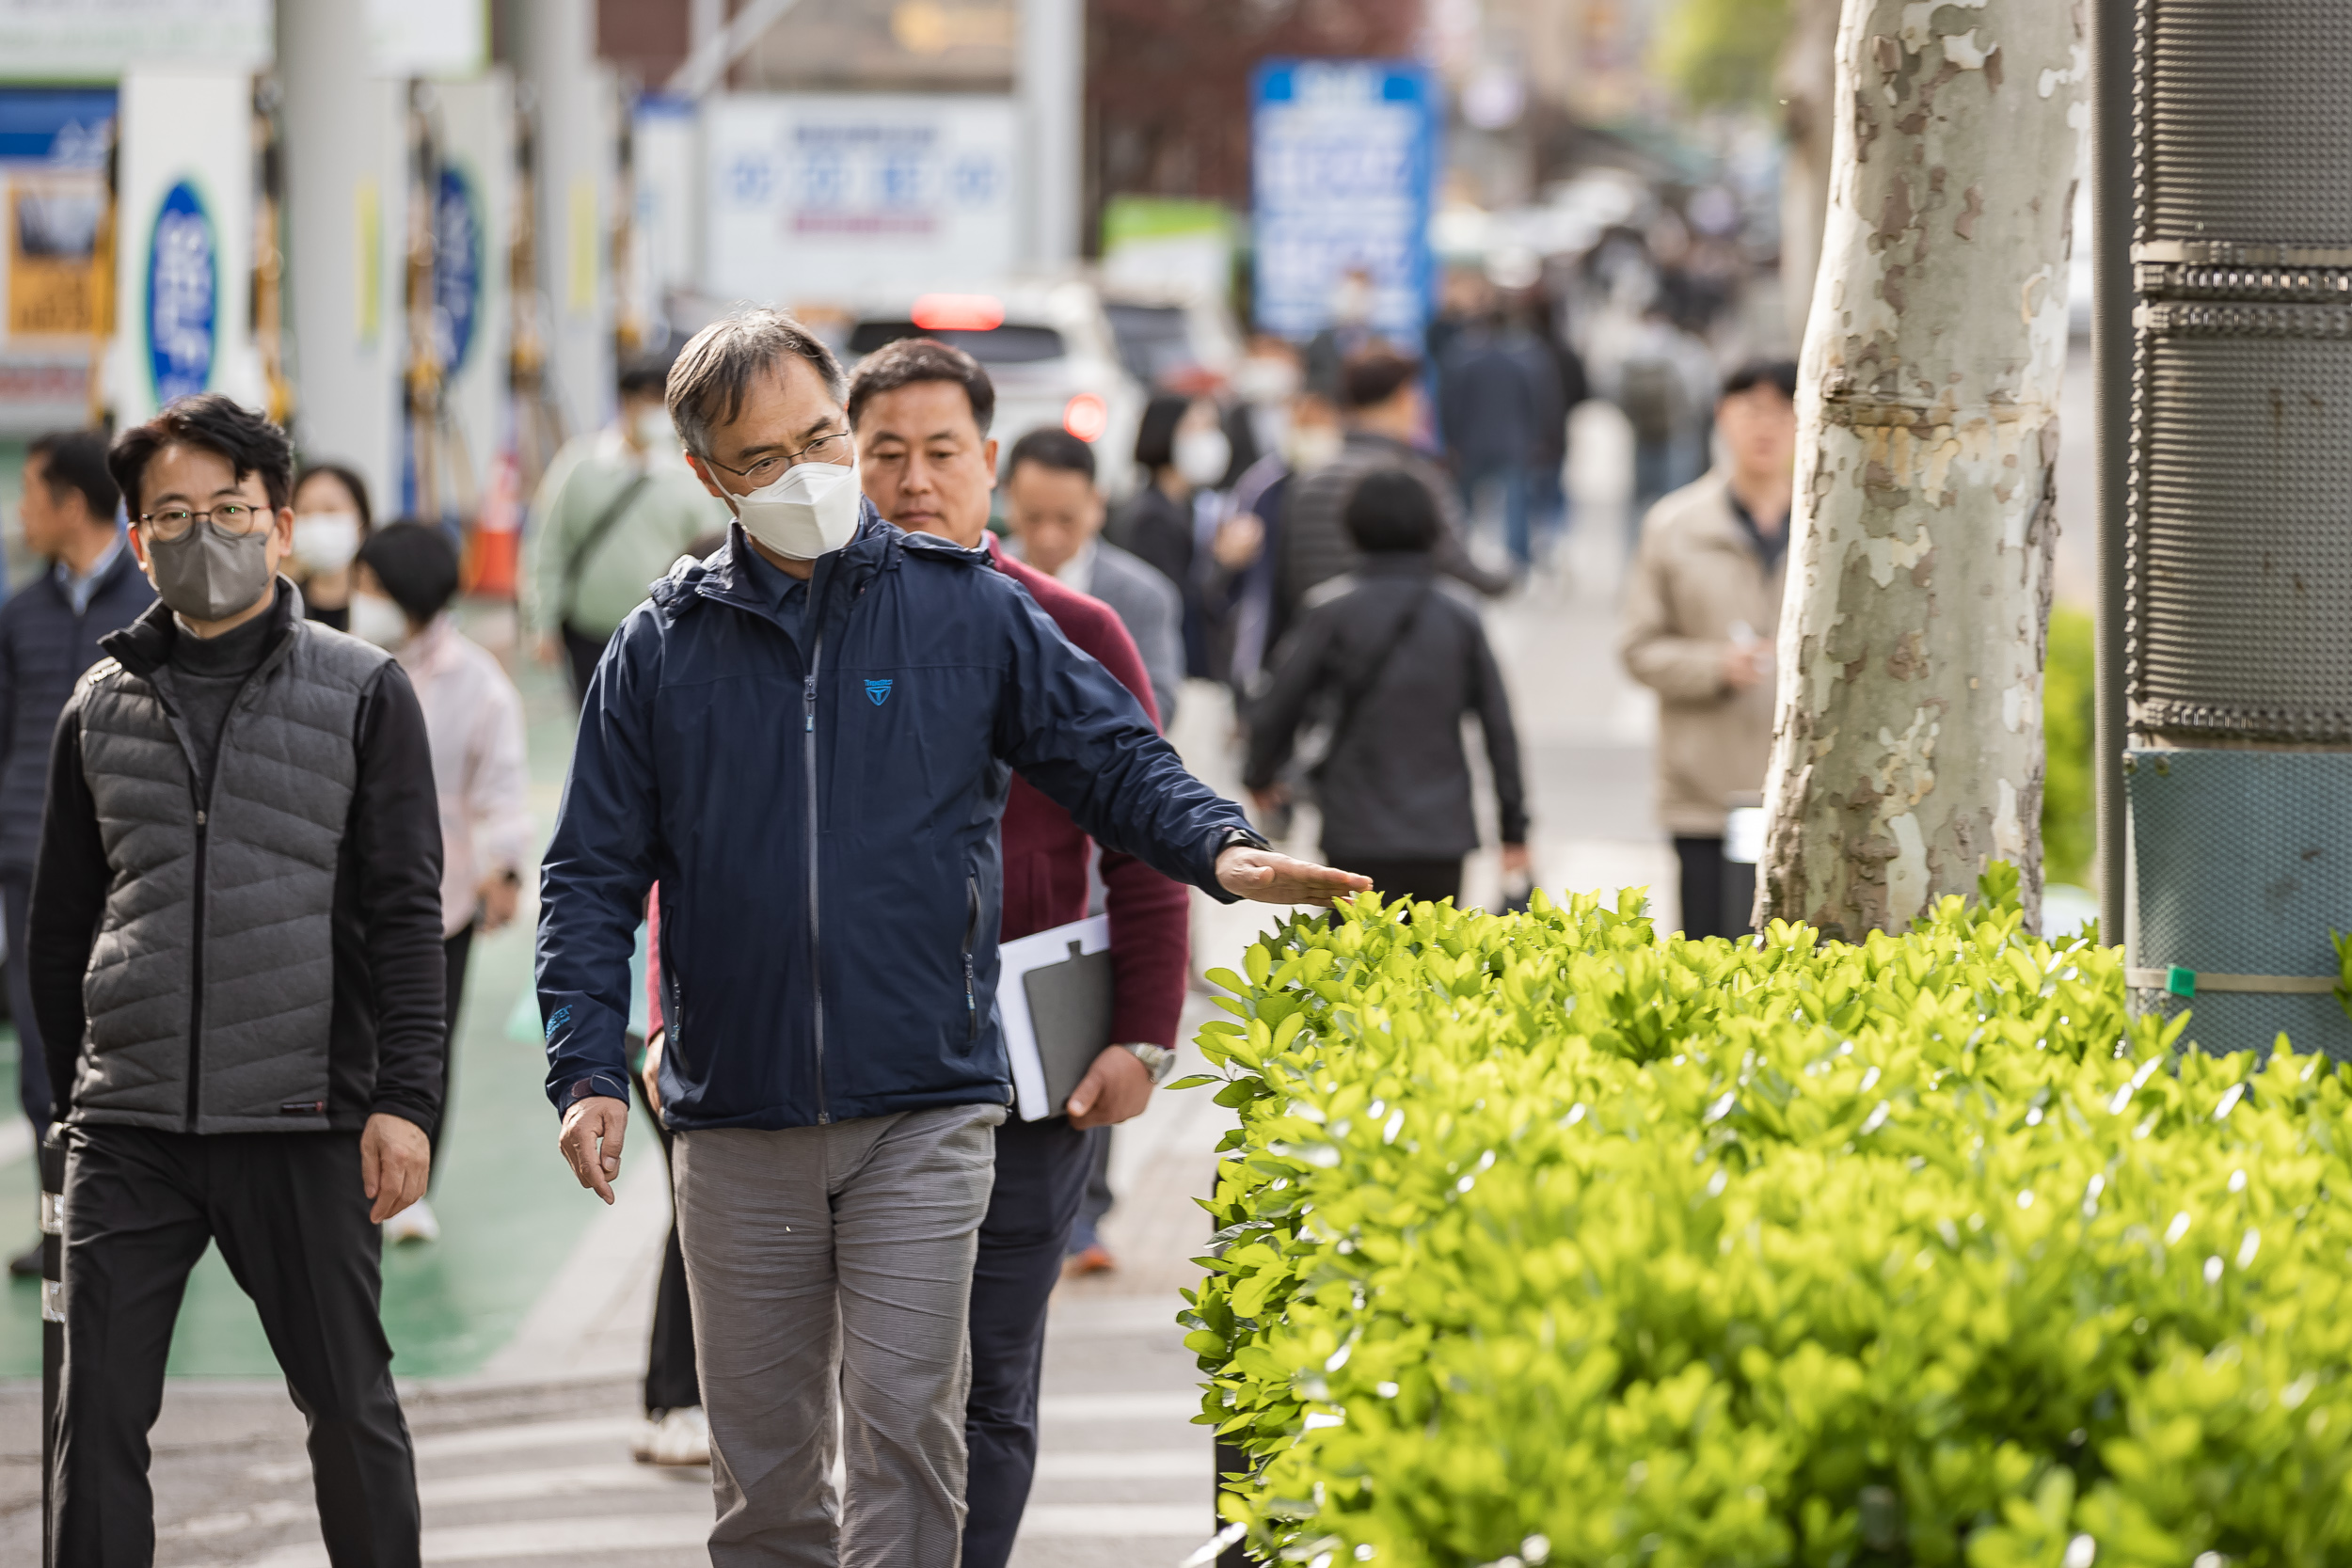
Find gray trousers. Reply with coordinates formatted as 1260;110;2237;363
674;1103;1006;1567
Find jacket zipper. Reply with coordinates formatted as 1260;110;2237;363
186;790;210;1130
804;628;829;1123
962;876;980;1042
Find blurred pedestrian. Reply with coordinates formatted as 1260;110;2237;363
1303;265;1381;404
1279;347;1510;630
1620;359;1798;940
634;902;708;1466
1613;304;1719;527
287;461;372;631
1001;426;1183;723
536;308;1360;1566
36;394;444;1564
843;337;1192;1566
350;521;531;1244
0;430;151;1277
1246;469;1531;909
520;355;727;708
1438;305;1565;575
1109;392;1231;681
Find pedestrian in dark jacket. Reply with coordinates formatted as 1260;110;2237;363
1108;391;1231;680
31;394;446;1566
1279;347;1512;629
1247;468;1532;908
538;308;1366;1565
0;429;152;1277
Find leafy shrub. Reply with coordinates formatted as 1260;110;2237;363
1184;875;2352;1568
2042;606;2096;889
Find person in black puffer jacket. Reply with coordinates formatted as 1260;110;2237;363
1246;467;1532;909
0;429;153;1277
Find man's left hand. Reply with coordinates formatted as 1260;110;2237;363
360;1113;432;1224
478;872;521;932
1216;845;1374;908
1066;1046;1152;1129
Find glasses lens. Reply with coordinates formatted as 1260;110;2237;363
149;510;194;540
214;503;255;531
803;433;850;465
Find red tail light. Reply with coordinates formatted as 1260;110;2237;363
1063;393;1109;442
910;293;1006;331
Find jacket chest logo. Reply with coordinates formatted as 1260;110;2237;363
865;678;893;706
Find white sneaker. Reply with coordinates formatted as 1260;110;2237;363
630;1416;661;1464
382;1197;440;1244
648;1406;709;1466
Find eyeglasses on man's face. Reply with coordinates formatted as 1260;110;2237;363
139;502;273;543
698;430;852;488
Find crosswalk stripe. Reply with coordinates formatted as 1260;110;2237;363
409;1417;640;1461
1019;1504;1215;1538
421;1463;706;1507
1034;1447;1208;1480
236;1515;711;1567
1037;1390;1200;1420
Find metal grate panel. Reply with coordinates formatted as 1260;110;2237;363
2126;749;2352;1059
2144;0;2352;246
2130;334;2352;738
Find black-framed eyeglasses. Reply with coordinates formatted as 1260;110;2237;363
698;430;852;487
138;503;271;543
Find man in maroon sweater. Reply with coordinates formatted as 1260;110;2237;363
843;336;1191;1568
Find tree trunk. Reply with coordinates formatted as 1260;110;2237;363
1756;0;2087;940
1774;0;1842;349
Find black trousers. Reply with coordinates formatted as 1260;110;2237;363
962;1113;1093;1568
429;923;472;1189
1326;851;1464;911
54;1125;420;1567
630;1068;700;1415
1674;835;1733;941
5;874;52;1143
562;621;611;713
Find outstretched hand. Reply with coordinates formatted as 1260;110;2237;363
1215;845;1374;908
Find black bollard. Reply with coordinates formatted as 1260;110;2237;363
40;1129;63;1567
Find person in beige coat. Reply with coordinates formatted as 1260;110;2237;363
1619;359;1797;938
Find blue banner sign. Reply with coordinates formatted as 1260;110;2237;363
433;165;483;374
146;178;215;405
1251;59;1438;340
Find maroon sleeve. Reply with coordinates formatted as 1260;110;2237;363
645;887;663;1039
990;545;1191;1048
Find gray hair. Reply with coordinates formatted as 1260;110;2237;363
666;306;847;457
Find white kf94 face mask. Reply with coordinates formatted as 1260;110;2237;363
733;459;862;561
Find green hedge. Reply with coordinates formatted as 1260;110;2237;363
1183;875;2352;1568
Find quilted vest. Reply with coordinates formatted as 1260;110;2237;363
69;619;389;1132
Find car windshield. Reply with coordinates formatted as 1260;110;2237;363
1104;303;1194;385
848;321;1068;364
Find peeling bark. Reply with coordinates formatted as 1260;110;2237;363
1756;0;2085;940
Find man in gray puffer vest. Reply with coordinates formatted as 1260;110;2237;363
28;393;446;1567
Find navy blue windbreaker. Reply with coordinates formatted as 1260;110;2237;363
535;509;1250;1130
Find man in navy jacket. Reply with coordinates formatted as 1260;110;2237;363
1;429;151;1276
536;307;1363;1566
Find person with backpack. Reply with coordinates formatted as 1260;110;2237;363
1246;468;1531;908
520;356;729;707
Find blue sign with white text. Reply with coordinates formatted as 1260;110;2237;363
434;165;484;374
146;179;216;406
1251;59;1438;340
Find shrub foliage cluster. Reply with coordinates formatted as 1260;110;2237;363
1184;874;2352;1567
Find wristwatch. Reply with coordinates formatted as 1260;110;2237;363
1120;1042;1178;1085
1213;826;1271;860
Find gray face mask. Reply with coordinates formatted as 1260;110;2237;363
146;518;276;623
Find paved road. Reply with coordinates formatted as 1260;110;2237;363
0;412;1668;1562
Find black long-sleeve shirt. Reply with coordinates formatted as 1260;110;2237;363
29;593;448;1135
